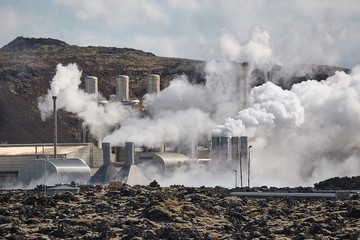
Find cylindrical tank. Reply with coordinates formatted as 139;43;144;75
147;74;160;94
85;76;98;94
18;158;91;186
116;75;129;101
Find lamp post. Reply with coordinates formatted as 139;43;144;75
52;96;57;159
233;169;238;188
239;154;243;187
248;145;252;187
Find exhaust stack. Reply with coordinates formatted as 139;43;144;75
231;136;240;162
89;142;118;185
220;136;231;161
211;136;221;160
114;142;150;186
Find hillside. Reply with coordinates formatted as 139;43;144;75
0;37;349;144
0;37;205;144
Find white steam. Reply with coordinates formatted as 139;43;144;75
212;66;360;187
37;25;360;188
215;25;274;68
38;63;134;141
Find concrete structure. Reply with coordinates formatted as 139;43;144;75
116;75;129;101
113;142;150;186
85;76;98;94
89;142;118;185
135;152;190;174
147;74;160;94
18;158;91;186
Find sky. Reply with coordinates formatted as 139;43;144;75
1;0;360;68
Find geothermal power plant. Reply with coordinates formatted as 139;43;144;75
0;63;252;189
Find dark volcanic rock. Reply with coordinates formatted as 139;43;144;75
0;180;359;239
314;176;360;190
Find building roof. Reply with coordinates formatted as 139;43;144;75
0;144;90;156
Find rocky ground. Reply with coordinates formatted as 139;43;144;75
0;177;359;239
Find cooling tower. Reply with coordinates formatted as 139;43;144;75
220;137;231;161
116;75;129;101
147;74;160;94
211;136;221;160
85;76;98;94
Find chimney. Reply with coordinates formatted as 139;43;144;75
89;142;118;185
211;136;221;160
102;142;111;166
114;141;150;186
241;62;250;109
125;142;134;166
220;136;231;161
231;136;240;162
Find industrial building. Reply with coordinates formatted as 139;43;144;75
0;62;251;188
0;143;103;187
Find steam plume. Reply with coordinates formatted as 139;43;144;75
38;63;134;141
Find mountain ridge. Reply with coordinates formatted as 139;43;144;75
0;36;350;144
